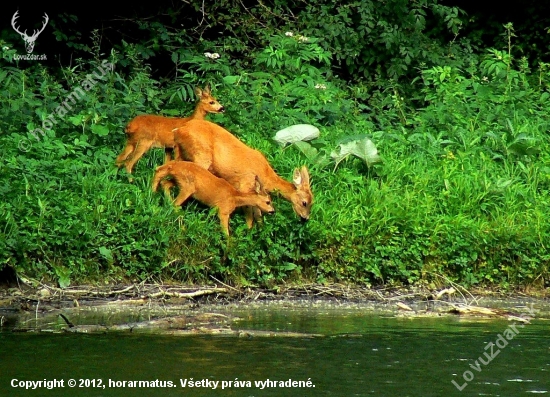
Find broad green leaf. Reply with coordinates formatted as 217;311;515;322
331;137;381;170
68;115;83;126
223;75;240;84
99;246;113;262
292;141;318;161
53;266;71;289
91;124;109;136
350;138;381;166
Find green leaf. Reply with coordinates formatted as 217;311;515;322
279;263;297;271
53;266;72;289
91;124;109;136
68;115;84;126
331;136;381;170
222;75;240;85
351;138;381;166
292;141;318;161
99;246;113;262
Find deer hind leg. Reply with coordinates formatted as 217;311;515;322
151;168;165;193
160;179;177;199
172;145;182;161
115;142;136;167
172;180;195;208
124;140;154;174
190;154;213;172
180;141;213;171
164;148;173;164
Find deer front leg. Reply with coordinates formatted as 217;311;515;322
218;210;231;236
253;206;263;223
244;206;255;229
241;177;261;228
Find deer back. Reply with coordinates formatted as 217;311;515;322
174;120;314;220
126;115;189;146
125;86;224;146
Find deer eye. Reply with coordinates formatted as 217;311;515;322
209;101;215;105
266;201;271;205
302;201;307;207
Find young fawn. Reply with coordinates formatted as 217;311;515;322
115;86;224;175
152;161;275;235
172;119;313;228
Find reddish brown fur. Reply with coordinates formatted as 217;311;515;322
115;86;224;175
152;161;275;235
172;119;314;227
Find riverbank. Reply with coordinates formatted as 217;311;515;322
1;277;548;335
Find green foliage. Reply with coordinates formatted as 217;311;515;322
152;0;469;82
295;0;467;81
0;12;549;290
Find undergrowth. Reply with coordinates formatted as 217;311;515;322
0;25;549;289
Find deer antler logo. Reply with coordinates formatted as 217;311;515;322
11;11;49;54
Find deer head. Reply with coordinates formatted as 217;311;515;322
290;166;313;222
194;85;225;114
11;11;49;54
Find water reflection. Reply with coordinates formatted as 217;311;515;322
1;303;548;396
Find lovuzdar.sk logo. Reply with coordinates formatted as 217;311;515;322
11;10;49;58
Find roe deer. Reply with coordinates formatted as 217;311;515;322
172;119;313;227
116;86;224;175
152;161;275;235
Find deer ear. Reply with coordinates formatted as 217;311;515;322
194;87;203;97
203;84;211;95
300;166;310;187
254;176;263;193
293;168;303;186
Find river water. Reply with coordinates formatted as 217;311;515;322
0;300;548;396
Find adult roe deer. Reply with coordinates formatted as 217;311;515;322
152;161;275;235
172;119;313;227
115;86;224;175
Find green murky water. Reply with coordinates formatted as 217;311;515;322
1;302;548;396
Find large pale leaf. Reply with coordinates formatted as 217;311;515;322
274;124;320;147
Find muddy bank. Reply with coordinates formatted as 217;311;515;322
0;277;548;335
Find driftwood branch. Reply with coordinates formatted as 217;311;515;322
147;288;227;299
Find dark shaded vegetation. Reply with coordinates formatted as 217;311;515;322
0;1;549;289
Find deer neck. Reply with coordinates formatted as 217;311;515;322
233;193;259;208
190;103;207;119
264;174;296;200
